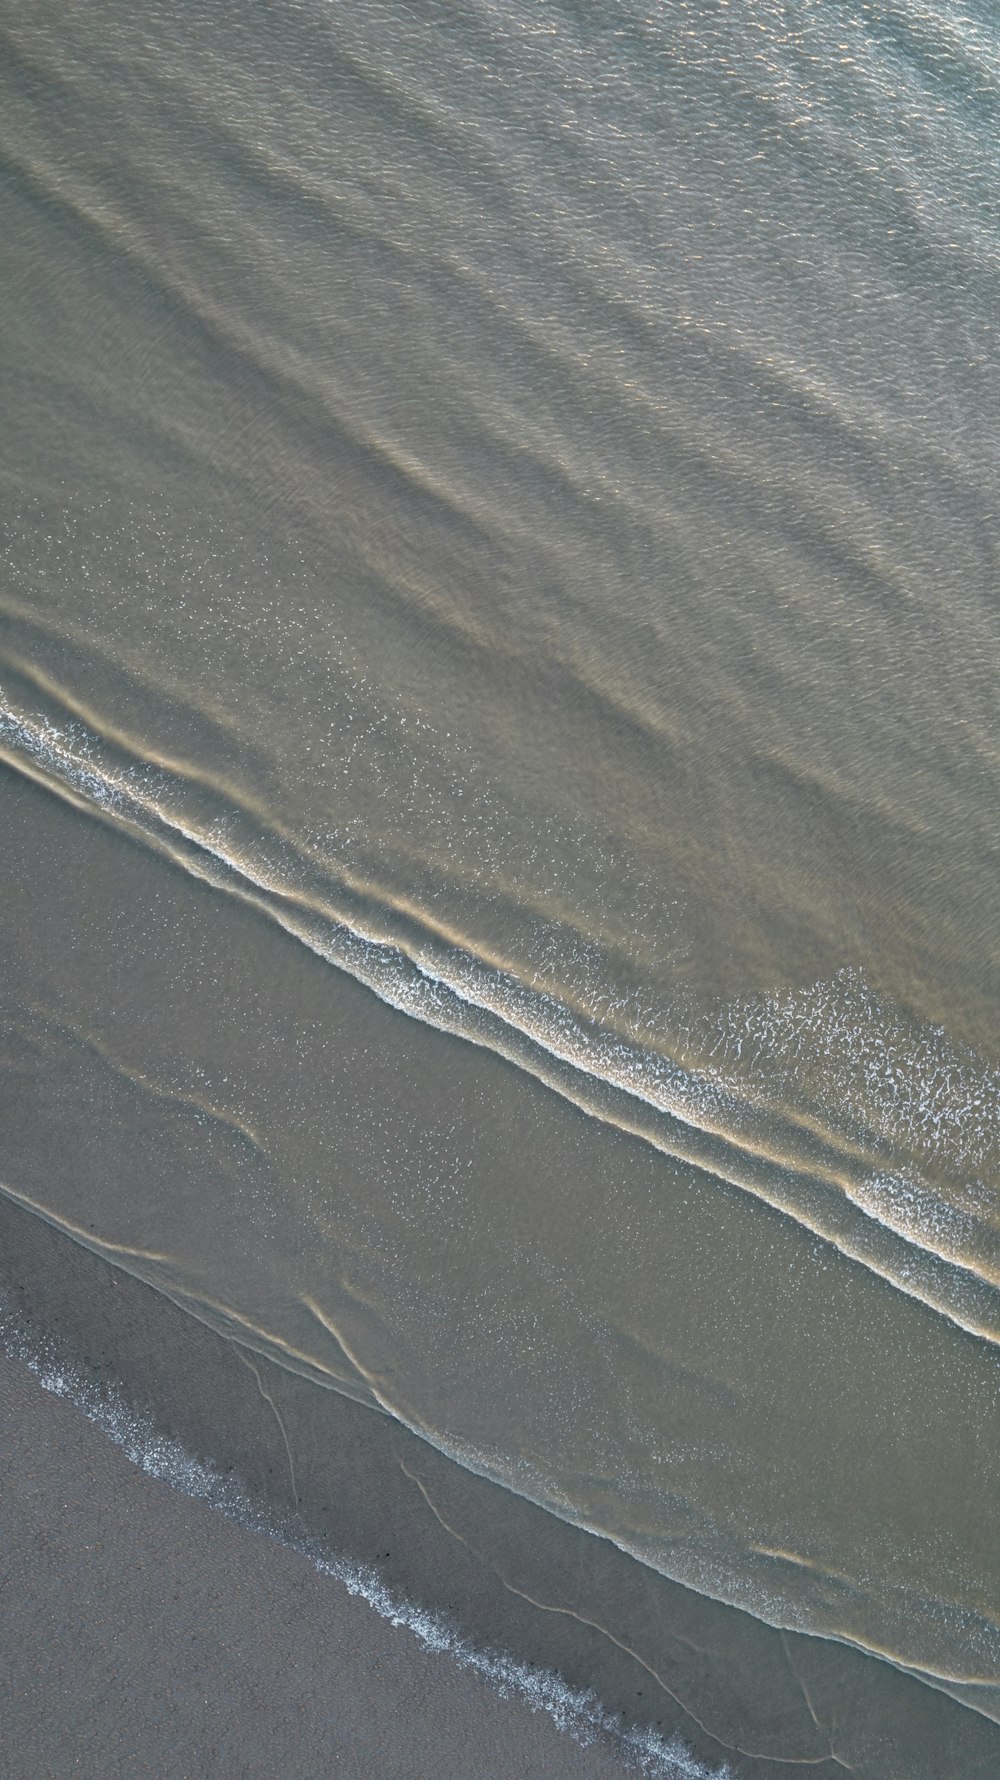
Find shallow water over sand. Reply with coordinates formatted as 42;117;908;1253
2;0;999;1752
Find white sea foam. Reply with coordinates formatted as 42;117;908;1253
0;1295;729;1780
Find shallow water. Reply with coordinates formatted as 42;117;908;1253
2;0;999;1740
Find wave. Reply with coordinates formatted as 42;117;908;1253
3;668;1000;1358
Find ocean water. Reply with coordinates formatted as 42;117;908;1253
2;0;999;1753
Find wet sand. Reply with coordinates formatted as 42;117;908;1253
4;1194;1000;1780
0;1311;631;1780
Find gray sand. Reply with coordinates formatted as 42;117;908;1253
0;1343;637;1780
4;1197;999;1780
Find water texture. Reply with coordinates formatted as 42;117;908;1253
2;0;998;1737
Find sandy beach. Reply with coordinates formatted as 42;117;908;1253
3;1191;999;1780
0;1321;634;1779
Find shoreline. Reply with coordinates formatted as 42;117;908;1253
0;1279;641;1780
0;1192;746;1780
3;1193;997;1780
3;760;999;1778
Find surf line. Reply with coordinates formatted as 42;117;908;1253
3;690;1000;1354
